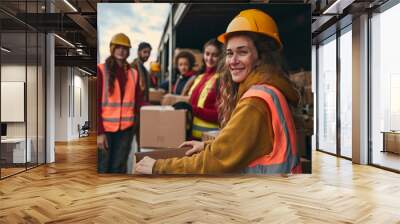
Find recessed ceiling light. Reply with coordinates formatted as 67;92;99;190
1;47;11;53
54;34;75;48
63;0;78;12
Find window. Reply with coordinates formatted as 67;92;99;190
339;28;352;158
371;2;400;171
317;35;337;154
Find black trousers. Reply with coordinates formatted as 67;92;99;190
97;126;135;173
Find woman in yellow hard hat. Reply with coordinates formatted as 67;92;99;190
135;9;302;175
97;33;141;173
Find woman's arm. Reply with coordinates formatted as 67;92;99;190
181;76;196;96
153;98;273;174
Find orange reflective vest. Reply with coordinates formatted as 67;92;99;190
241;84;302;174
98;63;138;132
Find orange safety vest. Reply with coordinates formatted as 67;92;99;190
241;84;302;174
98;63;138;132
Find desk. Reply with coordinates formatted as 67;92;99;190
382;131;400;154
1;138;32;163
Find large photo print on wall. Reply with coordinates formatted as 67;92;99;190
97;3;312;175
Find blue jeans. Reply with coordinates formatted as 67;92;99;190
97;126;135;173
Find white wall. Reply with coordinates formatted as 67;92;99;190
55;66;69;141
1;65;38;138
1;63;46;164
54;67;89;141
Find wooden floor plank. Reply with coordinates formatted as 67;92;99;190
0;135;399;223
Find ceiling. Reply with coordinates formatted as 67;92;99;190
0;0;393;75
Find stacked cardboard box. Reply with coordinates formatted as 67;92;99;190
140;105;186;149
161;94;190;106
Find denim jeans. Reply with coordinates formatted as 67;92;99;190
97;126;135;173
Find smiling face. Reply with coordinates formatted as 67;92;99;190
203;45;220;69
177;57;190;74
113;45;130;61
225;35;259;83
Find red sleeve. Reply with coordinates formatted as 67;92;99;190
192;87;219;123
97;65;105;135
192;105;219;123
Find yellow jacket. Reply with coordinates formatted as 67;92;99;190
153;66;299;174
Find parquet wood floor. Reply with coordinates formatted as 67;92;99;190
1;135;399;223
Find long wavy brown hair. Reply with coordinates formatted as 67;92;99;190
218;32;288;128
105;47;130;94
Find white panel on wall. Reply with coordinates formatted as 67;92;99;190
1;82;25;122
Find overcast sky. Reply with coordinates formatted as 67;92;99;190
97;3;171;68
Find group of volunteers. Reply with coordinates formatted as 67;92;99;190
97;9;302;175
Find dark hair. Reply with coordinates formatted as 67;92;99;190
198;38;223;73
204;38;223;53
138;42;152;51
105;56;128;94
175;50;195;71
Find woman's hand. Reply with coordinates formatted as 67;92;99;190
179;141;205;156
97;134;108;150
134;156;156;174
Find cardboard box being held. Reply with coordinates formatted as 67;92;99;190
161;93;190;106
131;147;190;174
149;88;165;104
140;106;186;149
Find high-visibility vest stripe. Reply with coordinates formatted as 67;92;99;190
192;124;219;132
240;84;301;174
103;117;135;122
189;73;219;139
102;102;135;107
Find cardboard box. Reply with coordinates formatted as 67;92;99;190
140;106;186;149
149;88;165;104
289;71;311;90
130;147;190;174
202;130;220;141
161;94;190;106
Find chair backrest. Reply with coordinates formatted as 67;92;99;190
82;121;90;129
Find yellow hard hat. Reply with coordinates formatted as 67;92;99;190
110;33;132;49
150;62;161;73
217;9;282;48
